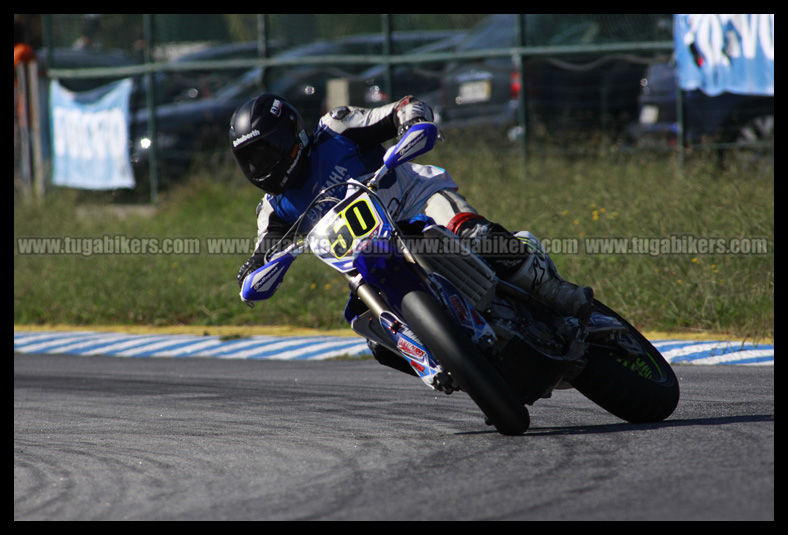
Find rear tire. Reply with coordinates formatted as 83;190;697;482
400;290;530;435
570;302;679;423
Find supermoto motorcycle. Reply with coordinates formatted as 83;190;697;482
241;123;679;435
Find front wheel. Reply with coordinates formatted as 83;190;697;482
570;301;680;424
400;290;530;435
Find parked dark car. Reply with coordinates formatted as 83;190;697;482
131;41;286;109
436;14;671;139
130;31;457;179
347;31;467;108
37;47;136;92
259;30;461;129
627;60;775;153
129;89;241;178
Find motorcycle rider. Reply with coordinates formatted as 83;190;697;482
231;94;593;373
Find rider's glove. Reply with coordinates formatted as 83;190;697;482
237;253;267;288
395;95;435;139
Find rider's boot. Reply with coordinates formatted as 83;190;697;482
447;213;593;320
505;250;594;319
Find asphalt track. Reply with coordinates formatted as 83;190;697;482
14;347;773;521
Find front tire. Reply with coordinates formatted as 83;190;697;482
400;290;530;435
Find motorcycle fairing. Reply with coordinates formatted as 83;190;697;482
352;237;426;313
306;186;394;274
428;272;497;345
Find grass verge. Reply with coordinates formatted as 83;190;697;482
14;141;773;343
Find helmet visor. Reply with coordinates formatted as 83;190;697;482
238;127;297;179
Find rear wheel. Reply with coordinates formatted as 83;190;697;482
570;302;679;423
400;290;530;435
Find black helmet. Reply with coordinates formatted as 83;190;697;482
230;94;310;194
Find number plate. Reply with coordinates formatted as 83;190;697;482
457;79;491;105
327;198;380;258
639;104;659;124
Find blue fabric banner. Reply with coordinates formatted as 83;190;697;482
674;14;774;97
50;78;135;189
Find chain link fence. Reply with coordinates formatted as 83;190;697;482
15;14;773;200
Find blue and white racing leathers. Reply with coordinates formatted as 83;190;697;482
249;100;476;264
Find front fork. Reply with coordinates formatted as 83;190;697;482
344;248;452;388
345;273;443;387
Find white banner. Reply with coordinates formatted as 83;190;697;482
50;78;135;189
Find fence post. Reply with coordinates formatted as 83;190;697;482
28;60;45;198
675;82;685;167
15;62;32;193
143;14;159;203
516;14;528;178
381;14;393;104
256;14;270;59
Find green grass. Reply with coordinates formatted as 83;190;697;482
14;141;774;343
